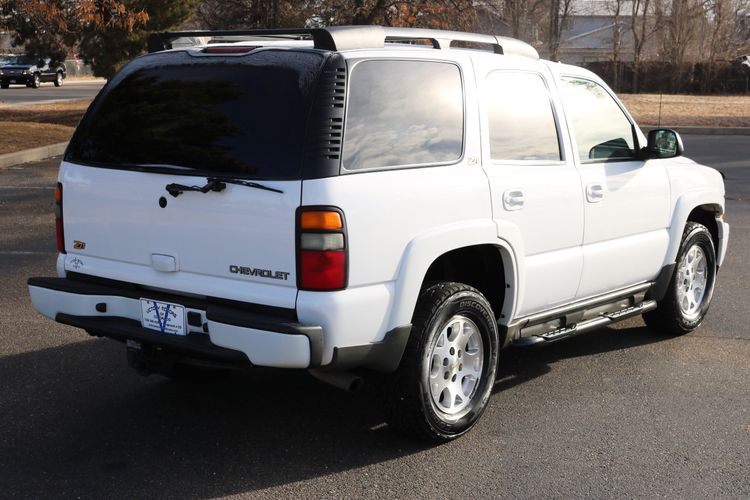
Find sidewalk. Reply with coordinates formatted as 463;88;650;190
0;142;68;169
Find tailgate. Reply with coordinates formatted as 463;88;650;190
60;162;300;308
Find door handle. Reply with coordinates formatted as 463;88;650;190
586;183;604;203
502;189;525;211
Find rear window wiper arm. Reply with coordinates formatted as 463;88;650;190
209;177;284;194
165;177;283;197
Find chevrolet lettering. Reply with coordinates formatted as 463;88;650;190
229;265;290;281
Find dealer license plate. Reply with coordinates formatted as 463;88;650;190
140;299;186;336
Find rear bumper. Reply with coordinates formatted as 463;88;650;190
28;276;321;369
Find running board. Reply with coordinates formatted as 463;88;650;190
513;300;657;346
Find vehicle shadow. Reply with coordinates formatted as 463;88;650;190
0;338;429;498
0;323;669;498
494;324;669;394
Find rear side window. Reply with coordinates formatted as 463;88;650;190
559;77;637;162
66;51;324;179
486;71;561;161
342;60;463;171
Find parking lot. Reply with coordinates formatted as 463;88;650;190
0;135;748;498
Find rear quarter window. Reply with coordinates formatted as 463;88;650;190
342;60;464;171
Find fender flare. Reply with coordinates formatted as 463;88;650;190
387;220;520;330
663;189;724;266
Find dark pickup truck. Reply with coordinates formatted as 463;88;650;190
0;55;66;88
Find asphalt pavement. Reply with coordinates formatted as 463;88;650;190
0;80;104;105
0;136;748;498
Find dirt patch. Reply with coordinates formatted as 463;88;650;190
0;99;92;127
619;94;750;127
0;121;75;154
0;100;90;154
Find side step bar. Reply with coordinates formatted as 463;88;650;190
513;300;657;347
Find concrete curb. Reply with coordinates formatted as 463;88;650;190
64;79;106;84
0;142;68;169
644;126;750;136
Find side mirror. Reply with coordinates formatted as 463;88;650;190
644;129;683;159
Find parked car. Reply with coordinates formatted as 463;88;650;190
0;55;66;88
27;26;728;442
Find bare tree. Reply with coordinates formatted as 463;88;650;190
630;0;654;91
663;0;706;65
547;0;574;61
606;0;625;90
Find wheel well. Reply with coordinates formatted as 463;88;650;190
687;205;720;251
421;245;506;320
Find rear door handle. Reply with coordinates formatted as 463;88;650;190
586;183;604;203
502;189;525;211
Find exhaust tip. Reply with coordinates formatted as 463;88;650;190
309;369;364;393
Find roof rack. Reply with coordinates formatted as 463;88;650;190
147;25;539;60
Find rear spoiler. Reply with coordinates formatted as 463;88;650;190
147;26;539;60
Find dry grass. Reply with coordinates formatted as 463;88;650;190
0;99;92;127
619;93;750;127
0;100;90;154
0;122;75;154
0;94;747;156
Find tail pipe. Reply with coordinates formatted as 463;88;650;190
309;369;364;393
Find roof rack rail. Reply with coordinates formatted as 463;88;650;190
147;25;539;60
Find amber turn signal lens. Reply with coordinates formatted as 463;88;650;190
300;211;343;230
54;183;62;204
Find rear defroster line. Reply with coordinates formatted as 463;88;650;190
165;177;283;197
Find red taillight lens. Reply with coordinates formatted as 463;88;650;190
300;250;346;290
298;208;347;291
203;46;258;54
55;182;65;253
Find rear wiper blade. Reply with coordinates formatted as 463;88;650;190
208;177;284;194
165;177;283;197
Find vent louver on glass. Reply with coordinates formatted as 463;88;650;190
303;54;347;179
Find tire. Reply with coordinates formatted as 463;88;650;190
54;71;63;87
0;82;8;89
644;222;716;335
383;282;499;442
31;74;40;88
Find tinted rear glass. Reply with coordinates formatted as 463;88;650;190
67;50;323;179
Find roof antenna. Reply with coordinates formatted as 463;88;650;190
657;93;663;127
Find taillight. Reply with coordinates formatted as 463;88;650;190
54;182;65;253
202;46;258;54
297;208;347;291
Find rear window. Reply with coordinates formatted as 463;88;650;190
66;50;324;180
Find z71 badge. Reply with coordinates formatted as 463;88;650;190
229;265;289;281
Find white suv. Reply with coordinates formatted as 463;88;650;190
28;26;729;442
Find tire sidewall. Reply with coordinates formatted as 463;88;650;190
670;225;716;331
418;289;498;437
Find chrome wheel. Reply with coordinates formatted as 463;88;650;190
427;315;484;415
676;244;708;321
